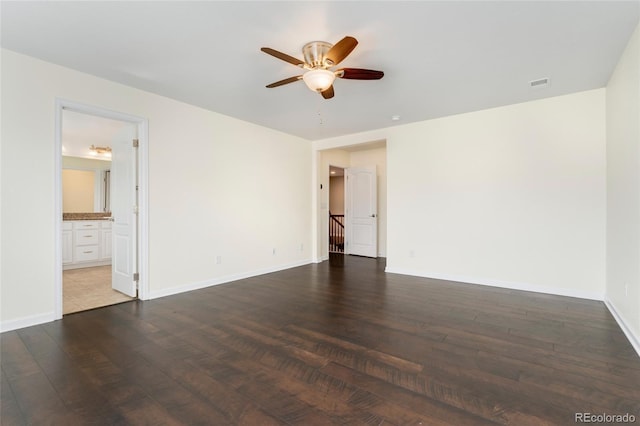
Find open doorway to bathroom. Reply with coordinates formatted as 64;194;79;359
61;109;136;314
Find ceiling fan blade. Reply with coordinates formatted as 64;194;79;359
266;75;303;88
337;68;384;80
261;47;305;67
325;36;358;66
321;85;334;99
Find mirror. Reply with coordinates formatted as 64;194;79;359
62;109;129;214
62;156;111;213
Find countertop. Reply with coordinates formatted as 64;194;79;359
63;212;112;221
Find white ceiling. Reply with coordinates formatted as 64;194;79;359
2;1;638;141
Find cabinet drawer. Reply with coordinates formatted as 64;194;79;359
74;246;100;262
75;229;99;245
75;221;99;230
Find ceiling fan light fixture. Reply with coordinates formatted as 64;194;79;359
302;69;335;92
262;36;383;99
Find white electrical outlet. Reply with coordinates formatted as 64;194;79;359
300;243;304;252
216;255;222;265
409;249;415;258
272;248;276;255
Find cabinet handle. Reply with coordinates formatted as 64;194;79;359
83;251;93;254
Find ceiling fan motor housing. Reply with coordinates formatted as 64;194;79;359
302;41;333;68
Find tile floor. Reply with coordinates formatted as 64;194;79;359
63;265;135;314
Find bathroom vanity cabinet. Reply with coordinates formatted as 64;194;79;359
63;220;112;270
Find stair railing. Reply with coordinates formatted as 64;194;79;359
329;211;345;253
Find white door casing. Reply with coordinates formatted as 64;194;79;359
111;125;138;297
345;166;377;258
55;99;148;320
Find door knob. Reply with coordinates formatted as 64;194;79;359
371;214;376;218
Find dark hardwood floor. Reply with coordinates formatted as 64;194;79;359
2;255;640;425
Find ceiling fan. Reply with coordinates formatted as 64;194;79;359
261;36;384;99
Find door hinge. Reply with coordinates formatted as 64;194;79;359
132;139;139;148
133;272;139;282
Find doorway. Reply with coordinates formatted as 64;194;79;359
329;166;345;253
328;164;378;258
316;141;387;261
63;266;133;314
54;100;149;319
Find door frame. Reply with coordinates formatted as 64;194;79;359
313;140;386;261
54;98;149;319
328;165;346;254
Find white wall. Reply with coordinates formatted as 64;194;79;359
315;89;607;299
387;90;606;298
329;176;344;214
1;49;312;329
606;22;640;350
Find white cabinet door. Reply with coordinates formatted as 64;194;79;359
62;230;73;264
101;229;112;260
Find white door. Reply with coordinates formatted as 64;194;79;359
111;124;138;297
345;166;377;258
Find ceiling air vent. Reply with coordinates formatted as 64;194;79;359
529;77;550;89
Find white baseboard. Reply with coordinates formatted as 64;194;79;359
0;312;56;333
384;266;604;301
63;260;111;270
604;298;640;358
146;259;313;300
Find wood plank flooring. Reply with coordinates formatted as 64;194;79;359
2;255;639;425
